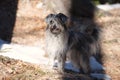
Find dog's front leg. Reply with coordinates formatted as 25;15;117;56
57;52;66;73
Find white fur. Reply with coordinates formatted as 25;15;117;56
45;30;68;59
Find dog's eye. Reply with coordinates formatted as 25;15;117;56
50;20;54;24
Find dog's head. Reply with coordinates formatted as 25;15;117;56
45;13;68;34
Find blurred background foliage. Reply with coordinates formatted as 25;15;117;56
93;0;120;4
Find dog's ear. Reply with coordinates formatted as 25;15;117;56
45;14;54;24
57;13;68;24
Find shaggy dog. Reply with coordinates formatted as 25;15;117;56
45;13;99;75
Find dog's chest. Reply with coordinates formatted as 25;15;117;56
46;32;68;54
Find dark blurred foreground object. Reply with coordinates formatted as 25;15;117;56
44;0;95;19
0;0;18;43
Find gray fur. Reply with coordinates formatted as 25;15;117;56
45;13;99;74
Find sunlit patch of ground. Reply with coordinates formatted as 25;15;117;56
97;9;120;80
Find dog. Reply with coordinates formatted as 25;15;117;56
45;13;99;75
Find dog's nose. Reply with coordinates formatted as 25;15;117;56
52;25;56;29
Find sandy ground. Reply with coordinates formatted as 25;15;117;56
0;38;110;79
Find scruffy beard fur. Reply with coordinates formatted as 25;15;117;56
45;13;99;74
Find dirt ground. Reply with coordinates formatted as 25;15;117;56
0;1;120;80
97;9;120;80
